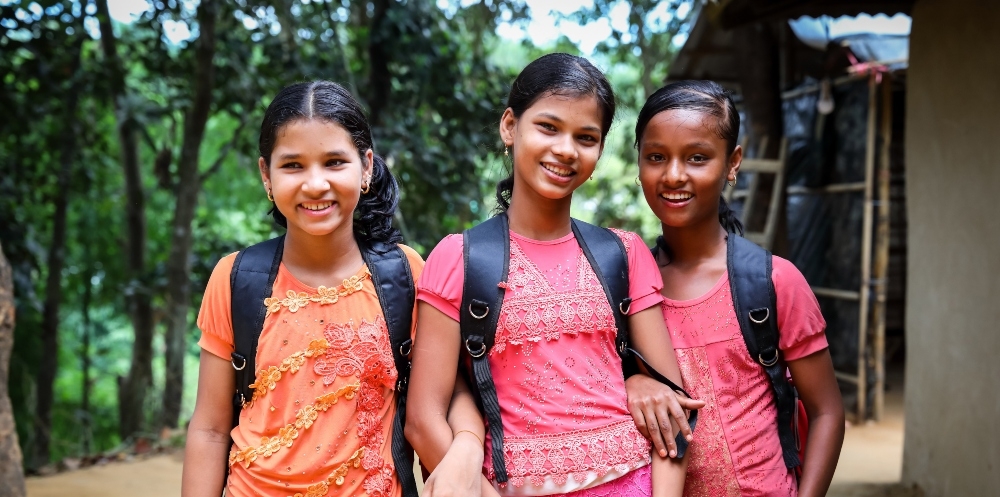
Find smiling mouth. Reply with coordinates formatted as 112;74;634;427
542;163;575;178
660;192;693;201
301;201;333;211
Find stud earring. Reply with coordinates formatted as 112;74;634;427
266;188;274;202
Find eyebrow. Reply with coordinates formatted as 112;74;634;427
537;112;602;134
277;149;352;160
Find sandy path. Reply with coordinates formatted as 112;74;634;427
27;373;910;496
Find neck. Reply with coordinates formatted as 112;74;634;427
660;216;728;267
282;222;361;277
506;187;573;241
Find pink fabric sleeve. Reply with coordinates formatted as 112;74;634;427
415;234;465;322
773;256;829;361
613;230;665;315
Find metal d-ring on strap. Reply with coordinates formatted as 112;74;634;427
469;303;489;319
619;297;632;315
466;338;487;358
759;350;780;367
749;307;770;324
231;355;247;371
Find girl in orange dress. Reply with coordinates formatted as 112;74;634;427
181;81;482;497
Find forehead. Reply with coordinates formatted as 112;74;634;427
643;108;726;145
523;93;603;128
273;119;354;149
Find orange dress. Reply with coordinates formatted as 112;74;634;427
197;245;424;497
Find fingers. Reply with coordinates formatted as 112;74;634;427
666;394;693;442
629;400;652;441
655;401;678;457
677;396;706;410
644;405;669;458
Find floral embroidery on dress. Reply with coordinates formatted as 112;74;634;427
310;315;397;497
487;419;651;488
289;447;365;497
492;239;615;355
248;338;330;405
264;270;368;316
229;383;360;468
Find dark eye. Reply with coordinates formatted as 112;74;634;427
538;123;557;132
577;134;599;143
326;159;346;167
280;162;302;169
647;154;665;162
690;154;709;163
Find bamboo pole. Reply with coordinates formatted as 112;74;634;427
872;76;894;421
857;73;878;421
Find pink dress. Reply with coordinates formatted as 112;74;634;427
661;256;828;497
417;229;664;496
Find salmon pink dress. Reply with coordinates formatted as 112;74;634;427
417;229;664;496
661;255;828;497
198;245;424;497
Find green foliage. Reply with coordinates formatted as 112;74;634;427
1;0;693;466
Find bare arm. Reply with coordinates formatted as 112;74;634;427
626;306;704;458
405;302;496;497
182;352;235;497
788;349;844;497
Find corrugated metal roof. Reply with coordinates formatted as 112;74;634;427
712;0;915;29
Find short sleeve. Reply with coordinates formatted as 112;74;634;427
773;256;829;361
415;234;465;322
611;229;665;315
397;244;426;339
197;252;238;360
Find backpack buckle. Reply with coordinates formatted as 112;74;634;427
759;350;780;367
619;297;632;315
469;300;489;320
465;337;487;358
231;352;247;371
749;307;770;324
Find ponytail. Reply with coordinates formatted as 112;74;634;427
719;196;744;236
355;154;402;245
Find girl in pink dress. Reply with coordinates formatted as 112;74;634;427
405;54;701;497
634;80;845;497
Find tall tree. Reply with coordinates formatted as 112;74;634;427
0;241;26;497
96;0;156;441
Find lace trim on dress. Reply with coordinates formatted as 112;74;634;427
248;338;330;406
288;447;366;497
264;270;368;316
487;419;651;488
492;240;614;355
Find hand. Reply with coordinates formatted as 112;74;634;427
422;432;485;497
625;374;705;458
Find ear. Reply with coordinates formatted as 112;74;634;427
727;145;743;183
498;107;516;148
363;149;375;178
259;157;270;189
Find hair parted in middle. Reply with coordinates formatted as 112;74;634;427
495;52;617;212
258;80;402;245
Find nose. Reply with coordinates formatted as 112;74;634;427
301;165;331;195
551;133;579;162
664;158;688;186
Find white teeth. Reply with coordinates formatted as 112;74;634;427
302;202;332;211
542;163;573;177
661;193;692;201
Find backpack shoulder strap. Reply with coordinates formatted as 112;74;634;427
726;234;801;468
230;235;284;418
359;240;418;497
570;219;632;360
459;214;509;483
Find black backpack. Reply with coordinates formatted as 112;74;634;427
652;233;802;470
724;233;803;470
460;214;698;485
227;235;419;497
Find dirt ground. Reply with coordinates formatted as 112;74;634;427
26;370;915;497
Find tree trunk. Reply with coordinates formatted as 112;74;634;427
31;70;82;469
365;0;392;127
159;0;219;429
0;241;27;497
97;0;155;441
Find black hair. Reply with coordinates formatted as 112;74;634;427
495;53;617;212
258;80;401;244
635;80;744;236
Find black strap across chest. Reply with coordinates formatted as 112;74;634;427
229;236;419;496
726;234;801;469
461;215;695;483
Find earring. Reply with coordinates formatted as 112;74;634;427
504;146;509;158
589;175;594;182
266;188;274;202
634;177;641;187
361;178;371;195
728;173;737;188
